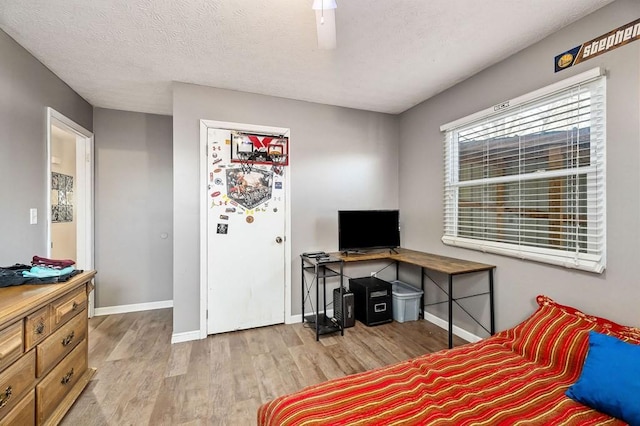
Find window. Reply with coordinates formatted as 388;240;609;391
441;68;606;273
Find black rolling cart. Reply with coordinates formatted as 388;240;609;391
301;253;344;341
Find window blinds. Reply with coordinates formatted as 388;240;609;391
442;70;606;273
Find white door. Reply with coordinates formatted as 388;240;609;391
206;127;287;334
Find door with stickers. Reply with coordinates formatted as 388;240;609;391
206;127;288;334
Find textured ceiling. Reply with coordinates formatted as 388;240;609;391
0;0;614;115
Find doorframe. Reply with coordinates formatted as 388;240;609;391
199;119;292;338
46;107;95;317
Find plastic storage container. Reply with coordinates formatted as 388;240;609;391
391;280;423;323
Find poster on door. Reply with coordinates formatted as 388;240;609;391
207;129;286;230
226;168;273;210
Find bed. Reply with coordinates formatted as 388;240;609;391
258;296;640;425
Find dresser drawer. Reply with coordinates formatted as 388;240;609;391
0;389;34;426
50;287;87;330
36;339;87;424
0;322;23;373
0;350;35;421
25;306;51;351
36;309;86;377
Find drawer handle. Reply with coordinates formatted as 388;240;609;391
0;386;11;409
61;368;74;385
72;301;79;311
61;331;75;347
35;321;45;335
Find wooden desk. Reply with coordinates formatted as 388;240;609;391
329;248;495;348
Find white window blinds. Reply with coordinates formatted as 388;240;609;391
442;68;606;273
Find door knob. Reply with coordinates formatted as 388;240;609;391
276;236;283;244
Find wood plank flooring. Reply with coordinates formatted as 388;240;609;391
62;309;467;425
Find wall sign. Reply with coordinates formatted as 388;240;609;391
555;18;640;72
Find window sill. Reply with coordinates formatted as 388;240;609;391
441;236;605;274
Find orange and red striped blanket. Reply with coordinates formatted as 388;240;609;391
258;296;640;425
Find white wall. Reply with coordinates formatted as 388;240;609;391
399;0;640;335
173;83;400;334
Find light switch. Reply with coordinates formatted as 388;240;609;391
30;208;37;225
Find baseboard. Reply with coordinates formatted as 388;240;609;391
422;312;483;343
171;330;202;344
287;308;334;325
286;314;301;324
94;299;173;316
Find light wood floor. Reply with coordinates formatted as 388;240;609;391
62;309;466;425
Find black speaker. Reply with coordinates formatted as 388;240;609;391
333;288;355;328
349;277;393;326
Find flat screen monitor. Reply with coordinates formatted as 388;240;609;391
338;210;400;252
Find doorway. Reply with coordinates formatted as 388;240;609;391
199;120;292;336
47;108;95;316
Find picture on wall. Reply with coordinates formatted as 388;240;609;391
51;172;73;223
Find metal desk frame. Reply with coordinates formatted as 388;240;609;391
332;248;495;349
301;254;344;341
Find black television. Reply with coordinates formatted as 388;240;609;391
338;210;400;252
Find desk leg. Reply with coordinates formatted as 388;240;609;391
340;262;344;336
489;269;495;335
316;265;320;341
448;275;453;349
301;258;305;324
420;267;425;320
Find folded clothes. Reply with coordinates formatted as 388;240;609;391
0;264;38;287
23;266;76;278
32;255;75;269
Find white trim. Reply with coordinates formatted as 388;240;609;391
171;330;202;344
48;108;92;136
440;67;604;131
284;129;292;336
46;107;95;317
442;236;604;273
94;300;173;316
287;314;303;324
199;119;292;339
286;314;301;324
199;121;208;339
422;312;483;343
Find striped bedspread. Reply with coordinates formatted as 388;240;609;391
258;296;640;425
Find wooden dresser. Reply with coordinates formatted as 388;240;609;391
0;271;96;426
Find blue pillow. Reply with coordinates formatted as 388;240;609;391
566;331;640;425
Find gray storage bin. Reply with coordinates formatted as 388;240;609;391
391;280;423;322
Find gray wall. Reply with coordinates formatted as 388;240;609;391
399;0;640;335
0;29;92;264
94;108;173;308
173;83;400;334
